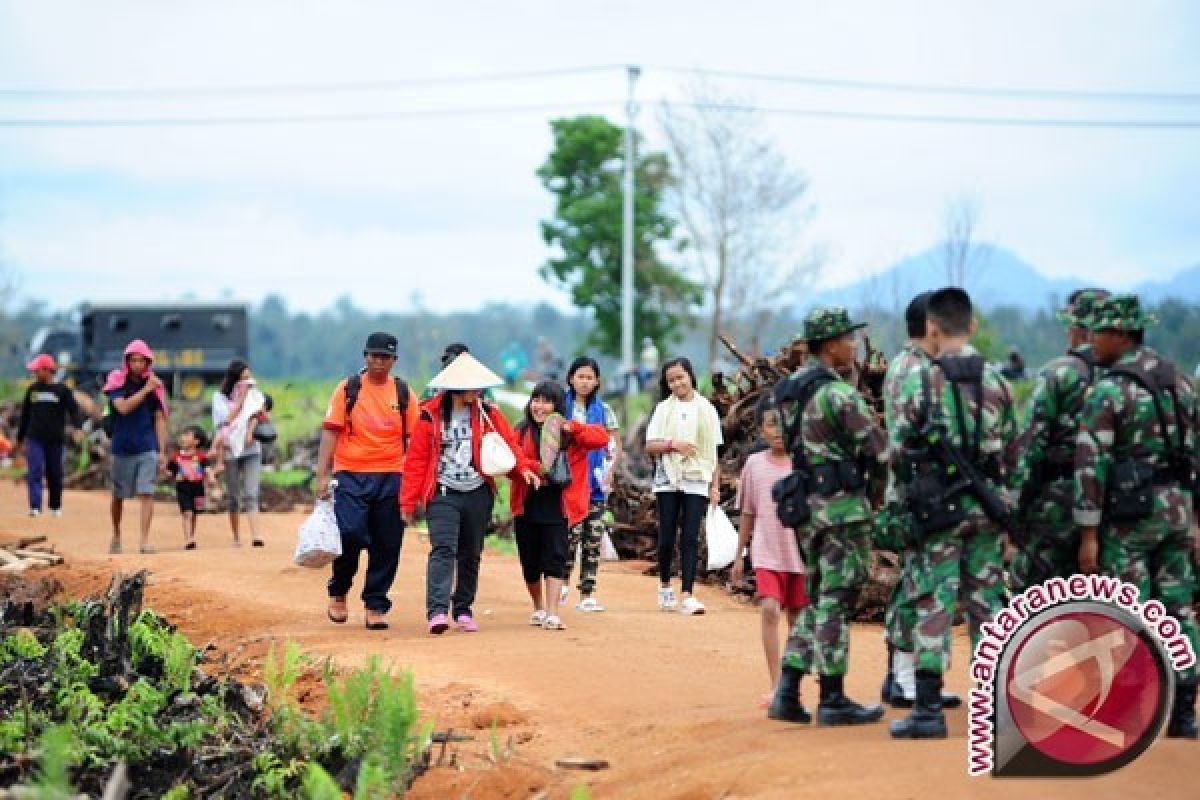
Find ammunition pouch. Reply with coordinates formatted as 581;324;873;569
808;461;866;498
1042;461;1075;482
905;469;969;537
773;471;813;529
1106;460;1155;521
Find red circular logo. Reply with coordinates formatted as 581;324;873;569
1005;610;1163;766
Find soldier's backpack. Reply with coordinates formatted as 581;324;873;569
769;367;837;529
344;373;410;448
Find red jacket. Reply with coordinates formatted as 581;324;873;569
400;393;535;515
509;420;610;529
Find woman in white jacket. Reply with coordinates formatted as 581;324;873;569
644;357;722;616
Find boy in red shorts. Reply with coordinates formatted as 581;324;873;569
733;395;808;704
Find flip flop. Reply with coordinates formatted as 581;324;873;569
540;412;566;470
327;597;348;624
251;539;265;547
365;617;389;631
185;541;197;550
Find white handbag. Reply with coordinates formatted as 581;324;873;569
478;402;516;477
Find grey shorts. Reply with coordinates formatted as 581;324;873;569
111;451;158;499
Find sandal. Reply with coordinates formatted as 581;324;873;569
364;612;389;631
109;540;122;555
139;545;157;555
542;615;567;631
529;610;548;627
185;541;197;550
327;597;348;624
251;538;265;547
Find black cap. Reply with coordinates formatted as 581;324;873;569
363;332;398;356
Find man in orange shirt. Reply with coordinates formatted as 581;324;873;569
314;332;419;631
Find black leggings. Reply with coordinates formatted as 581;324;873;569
656;491;708;593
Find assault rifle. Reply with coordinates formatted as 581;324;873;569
916;418;1019;540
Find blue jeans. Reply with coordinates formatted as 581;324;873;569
327;471;405;613
25;439;64;512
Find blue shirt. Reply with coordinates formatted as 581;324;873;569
106;379;161;456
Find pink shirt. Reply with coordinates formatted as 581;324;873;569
736;451;805;573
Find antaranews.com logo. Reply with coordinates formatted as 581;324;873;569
968;574;1197;777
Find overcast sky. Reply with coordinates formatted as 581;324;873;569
0;1;1197;314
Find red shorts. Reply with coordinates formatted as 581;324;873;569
755;568;808;611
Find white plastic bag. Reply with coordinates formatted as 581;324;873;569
599;531;619;562
705;506;739;571
294;499;342;568
479;403;516;476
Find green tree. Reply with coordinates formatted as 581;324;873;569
537;115;701;357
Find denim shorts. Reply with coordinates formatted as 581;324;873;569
112;451;158;499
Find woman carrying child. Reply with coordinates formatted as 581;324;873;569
510;381;611;630
644;357;722;616
211;359;265;547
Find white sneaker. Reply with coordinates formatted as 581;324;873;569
577;596;606;613
657;587;677;611
679;597;706;616
28;509;40;517
559;586;570;605
51;509;63;518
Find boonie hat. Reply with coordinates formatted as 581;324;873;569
800;306;867;344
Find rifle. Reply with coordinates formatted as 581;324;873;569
916;419;1018;539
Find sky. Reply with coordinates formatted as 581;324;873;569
0;1;1197;314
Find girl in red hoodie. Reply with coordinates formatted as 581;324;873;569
510;381;610;631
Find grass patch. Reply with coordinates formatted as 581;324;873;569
260;467;313;489
484;534;517;557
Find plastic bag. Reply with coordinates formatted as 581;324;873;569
705;506;739;570
294;499;342;568
600;531;619;562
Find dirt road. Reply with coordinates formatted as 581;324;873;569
2;481;1193;799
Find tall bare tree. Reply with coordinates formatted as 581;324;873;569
660;84;821;372
941;194;986;287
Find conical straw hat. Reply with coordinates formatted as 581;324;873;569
427;352;504;390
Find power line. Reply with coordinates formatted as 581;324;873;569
677;101;1200;129
1;100;1194;130
0;100;623;128
653;65;1200;105
0;65;623;99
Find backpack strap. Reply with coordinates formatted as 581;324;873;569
345;372;411;447
1067;347;1096;385
1105;361;1182;464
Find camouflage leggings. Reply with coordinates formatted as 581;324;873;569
565;502;606;596
912;519;1008;674
782;520;871;677
1102;523;1199;682
1010;480;1078;591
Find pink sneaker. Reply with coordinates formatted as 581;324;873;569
455;614;478;633
428;613;450;635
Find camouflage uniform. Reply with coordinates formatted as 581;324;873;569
1010;290;1107;589
892;343;1018;675
879;344;930;654
1074;296;1199;685
781;310;889;679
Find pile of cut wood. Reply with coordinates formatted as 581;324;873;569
0;535;64;574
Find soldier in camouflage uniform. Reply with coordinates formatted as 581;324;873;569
1009;288;1110;589
876;292;962;710
1075;294;1199;739
890;288;1019;740
770;307;889;727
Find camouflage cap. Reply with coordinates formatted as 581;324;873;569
1085;293;1158;332
800;306;867;344
1055;288;1110;328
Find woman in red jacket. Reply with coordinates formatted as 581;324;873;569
401;354;539;635
510;381;611;631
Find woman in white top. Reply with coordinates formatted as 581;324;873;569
211;359;264;547
644;357;722;615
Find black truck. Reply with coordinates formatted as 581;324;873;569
30;304;250;399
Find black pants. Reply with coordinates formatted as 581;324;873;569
514;516;570;584
328;471;405;613
656;490;708;593
25;439;64;512
425;484;493;620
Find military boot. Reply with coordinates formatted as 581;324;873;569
817;673;884;726
890;670;948;739
1167;679;1198;739
767;666;812;724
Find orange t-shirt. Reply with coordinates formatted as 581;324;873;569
322;377;419;473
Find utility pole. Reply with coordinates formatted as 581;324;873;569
621;64;640;395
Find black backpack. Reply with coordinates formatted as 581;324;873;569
345;373;411;448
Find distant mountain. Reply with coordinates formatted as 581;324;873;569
1134;264;1200;305
809;244;1199;312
